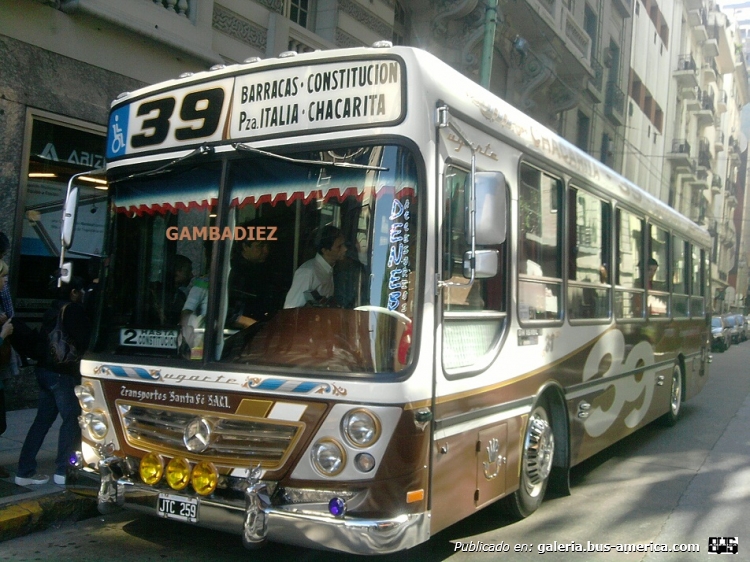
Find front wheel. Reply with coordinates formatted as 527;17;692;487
505;402;554;518
661;364;683;427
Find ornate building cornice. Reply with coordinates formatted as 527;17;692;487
339;0;392;39
213;4;267;51
336;28;365;49
255;0;284;14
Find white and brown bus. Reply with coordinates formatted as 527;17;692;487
65;44;711;554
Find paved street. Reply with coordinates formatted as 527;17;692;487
1;342;749;561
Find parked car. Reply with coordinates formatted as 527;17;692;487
712;315;730;352
736;314;748;342
723;314;740;345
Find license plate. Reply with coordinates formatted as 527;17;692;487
157;493;198;523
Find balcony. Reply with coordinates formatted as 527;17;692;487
564;9;591;62
517;0;594;83
685;86;702;112
666;139;693;172
586;57;604;102
695;91;715;128
702;62;717;84
715;131;725;152
698;137;713;170
605;81;626;125
717;90;728;113
611;0;631;18
711;175;723;194
56;0;218;66
674;55;699;89
688;10;708;42
729;136;742;162
703;38;720;59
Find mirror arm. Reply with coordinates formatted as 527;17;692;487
437;106;476;289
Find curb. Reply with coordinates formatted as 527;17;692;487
0;491;98;542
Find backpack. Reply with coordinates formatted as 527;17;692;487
47;304;80;366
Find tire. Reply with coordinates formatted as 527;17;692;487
661;364;683;427
505;401;555;519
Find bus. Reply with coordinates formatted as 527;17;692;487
65;43;711;554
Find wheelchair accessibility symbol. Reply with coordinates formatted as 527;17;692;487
107;107;129;158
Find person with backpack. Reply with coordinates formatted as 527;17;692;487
15;275;90;486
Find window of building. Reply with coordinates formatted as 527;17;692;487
287;0;311;28
584;4;598;54
518;164;563;322
615;208;644;319
393;1;408;45
576;111;591;152
567;187;611;320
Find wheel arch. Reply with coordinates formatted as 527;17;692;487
536;381;571;496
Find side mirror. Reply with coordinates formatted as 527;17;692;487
59;261;73;284
61;185;79;249
470;171;507;246
463;249;499;279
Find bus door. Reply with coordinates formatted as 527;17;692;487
430;121;510;533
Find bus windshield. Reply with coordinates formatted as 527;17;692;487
95;144;420;376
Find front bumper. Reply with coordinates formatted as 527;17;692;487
67;466;430;555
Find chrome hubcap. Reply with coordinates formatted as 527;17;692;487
523;409;554;498
670;368;682;416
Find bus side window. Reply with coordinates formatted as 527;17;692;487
442;165;506;372
689;245;705;317
567;186;611;320
518;164;563;322
648;224;669;317
672;236;689;317
614;208;644;319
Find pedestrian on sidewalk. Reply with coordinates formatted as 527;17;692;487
0;259;15;479
15;275;91;486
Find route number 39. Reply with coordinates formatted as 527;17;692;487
131;88;226;148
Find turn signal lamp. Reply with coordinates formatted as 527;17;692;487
140;453;164;485
166;457;191;490
191;461;218;496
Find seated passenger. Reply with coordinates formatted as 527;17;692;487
284;225;347;308
226;238;274;329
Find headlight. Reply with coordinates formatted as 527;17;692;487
79;411;109;440
74;383;96;412
311;438;346;476
341;409;380;447
140;453;164;485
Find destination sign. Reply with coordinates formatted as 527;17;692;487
107;58;404;160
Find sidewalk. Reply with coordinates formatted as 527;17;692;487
0;408;97;541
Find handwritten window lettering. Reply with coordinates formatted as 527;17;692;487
387;197;411;312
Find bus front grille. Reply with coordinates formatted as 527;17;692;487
117;402;303;469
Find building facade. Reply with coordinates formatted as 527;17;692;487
623;0;749;312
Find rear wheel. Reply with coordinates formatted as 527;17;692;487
661;364;683;427
505;402;554;518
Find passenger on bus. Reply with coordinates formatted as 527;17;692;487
646;258;658;289
284;225;347;308
226;237;274;329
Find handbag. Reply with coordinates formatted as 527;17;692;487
48;304;80;366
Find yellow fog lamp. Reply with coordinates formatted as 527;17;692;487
191;461;218;496
139;453;164;485
166;457;192;490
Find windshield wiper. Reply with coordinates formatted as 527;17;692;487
110;144;215;184
232;143;389;171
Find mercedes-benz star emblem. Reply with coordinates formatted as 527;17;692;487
184;417;212;453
